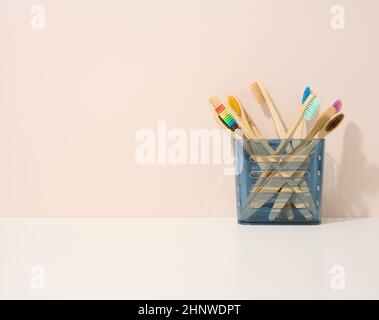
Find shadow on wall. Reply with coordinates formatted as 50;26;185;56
323;122;379;218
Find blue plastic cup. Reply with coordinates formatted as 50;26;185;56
234;139;325;225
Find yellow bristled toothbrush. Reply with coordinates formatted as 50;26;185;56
228;96;262;139
227;96;277;155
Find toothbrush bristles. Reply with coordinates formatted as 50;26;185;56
303;96;320;121
251;82;265;103
332;99;343;112
302;86;311;104
325;113;345;132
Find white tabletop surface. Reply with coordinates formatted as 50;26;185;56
0;217;378;300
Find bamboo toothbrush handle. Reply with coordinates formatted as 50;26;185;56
294;121;304;139
238;113;256;140
253;112;303;193
259;83;287;139
274;93;316;154
273;113;304;155
238;105;278;157
285;111;305;140
243;111;262;138
212;114;257;158
248;119;262;138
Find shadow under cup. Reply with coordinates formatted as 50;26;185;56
234;139;325;225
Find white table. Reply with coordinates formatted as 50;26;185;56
0;217;378;299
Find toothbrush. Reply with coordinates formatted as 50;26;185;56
251;81;287;139
208;97;261;161
208;98;262;170
247;84;300;195
227;96;277;155
293;86;312;139
210;96;278;159
228;96;262;139
210;97;278;157
209;97;255;139
285;87;312;218
210;97;239;132
284;93;319;139
274;93;320;155
316;113;345;138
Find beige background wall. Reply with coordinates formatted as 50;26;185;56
0;0;378;217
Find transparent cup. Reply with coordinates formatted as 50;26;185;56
234;139;325;225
